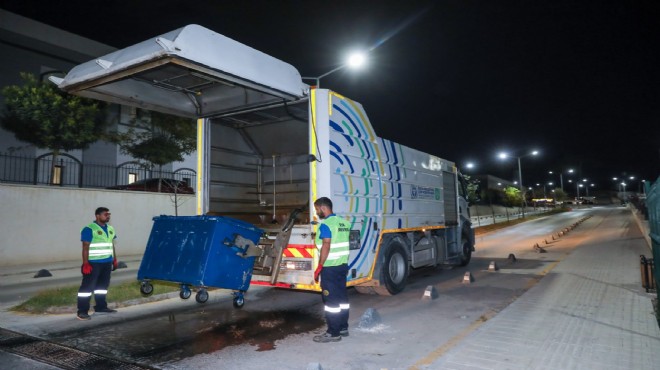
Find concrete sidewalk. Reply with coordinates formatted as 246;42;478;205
423;210;660;369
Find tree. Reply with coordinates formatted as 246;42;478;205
503;186;523;207
115;109;196;191
463;175;481;204
1;73;107;181
553;188;568;202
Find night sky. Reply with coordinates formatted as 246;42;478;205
2;0;659;191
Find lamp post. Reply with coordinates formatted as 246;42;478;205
499;150;539;217
621;182;627;203
302;51;367;88
549;168;573;191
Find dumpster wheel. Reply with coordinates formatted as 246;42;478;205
140;281;154;296
196;289;209;303
232;291;245;309
179;285;192;300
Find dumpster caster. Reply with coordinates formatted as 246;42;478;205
179;285;192;300
140;281;154;296
232;291;245;309
196;289;209;303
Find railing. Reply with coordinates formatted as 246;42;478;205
645;176;660;292
0;152;196;191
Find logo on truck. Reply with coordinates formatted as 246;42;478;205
411;185;440;200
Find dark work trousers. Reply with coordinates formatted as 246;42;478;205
320;264;349;336
77;262;112;314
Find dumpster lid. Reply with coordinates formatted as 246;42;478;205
51;24;308;118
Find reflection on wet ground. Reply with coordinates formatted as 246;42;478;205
47;307;324;366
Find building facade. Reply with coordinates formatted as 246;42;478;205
0;9;196;189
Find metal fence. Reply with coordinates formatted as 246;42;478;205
0;152;196;190
645;176;660;292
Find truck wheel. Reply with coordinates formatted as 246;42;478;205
459;236;472;266
379;238;409;295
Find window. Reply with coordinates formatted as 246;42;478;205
182;177;191;186
128;172;138;184
52;165;63;185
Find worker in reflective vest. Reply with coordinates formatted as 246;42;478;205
76;207;119;320
313;197;351;343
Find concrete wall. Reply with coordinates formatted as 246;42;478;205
0;183;196;266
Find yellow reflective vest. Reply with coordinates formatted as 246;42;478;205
315;216;350;266
85;223;115;261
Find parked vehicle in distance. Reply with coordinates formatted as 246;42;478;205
106;178;194;194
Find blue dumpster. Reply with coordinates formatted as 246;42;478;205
137;215;263;308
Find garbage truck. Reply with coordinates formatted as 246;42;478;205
53;24;475;297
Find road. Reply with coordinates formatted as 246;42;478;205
0;206;649;369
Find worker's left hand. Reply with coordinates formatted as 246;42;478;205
314;265;323;283
112;258;118;271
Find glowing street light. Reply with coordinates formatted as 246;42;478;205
498;150;539;193
549;168;573;191
303;51;367;88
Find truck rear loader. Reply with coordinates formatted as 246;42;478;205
53;24;475;299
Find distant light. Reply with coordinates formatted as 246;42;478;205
568;179;573;183
513;181;518;185
582;178;587;182
498;152;508;159
466;162;474;169
612;177;618;181
548;171;554;174
621;182;626;186
497;182;502;186
568;169;574;173
629;176;635;180
531;150;539;155
548;182;554;185
347;52;366;68
536;183;540;186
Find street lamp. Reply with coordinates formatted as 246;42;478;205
499;150;539;217
498;150;538;192
549;168;573;191
621;182;627;203
302;51;367;88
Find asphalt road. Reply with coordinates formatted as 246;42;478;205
1;206;627;369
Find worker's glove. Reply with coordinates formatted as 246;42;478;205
81;262;93;275
112;258;118;271
314;265;323;283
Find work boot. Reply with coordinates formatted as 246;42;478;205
76;312;91;321
340;328;349;337
313;332;341;343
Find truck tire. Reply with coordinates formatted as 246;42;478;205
459;236;472;266
378;238;409;295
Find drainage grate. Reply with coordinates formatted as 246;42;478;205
0;328;154;370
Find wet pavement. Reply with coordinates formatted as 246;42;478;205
46;307;325;365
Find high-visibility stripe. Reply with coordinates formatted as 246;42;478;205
283;246;314;258
324;306;341;313
94;290;108;295
90;242;113;247
328;250;350;258
340;303;350;310
89;250;112;256
315;241;350;249
78;292;92;297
